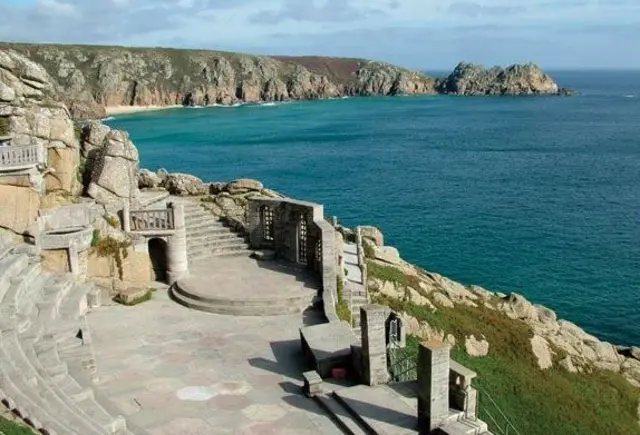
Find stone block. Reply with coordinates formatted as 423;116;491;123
0;185;40;234
302;371;322;397
417;340;450;432
361;304;391;386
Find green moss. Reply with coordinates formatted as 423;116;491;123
0;416;34;435
90;229;101;247
113;289;153;306
363;242;375;259
0;116;10;136
335;277;352;323
94;235;131;280
104;214;120;229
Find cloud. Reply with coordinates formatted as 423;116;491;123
0;0;637;68
249;0;386;24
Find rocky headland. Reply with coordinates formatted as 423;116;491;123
0;43;571;119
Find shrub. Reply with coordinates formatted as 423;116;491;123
90;229;101;247
113;289;153;306
94;236;131;280
363;241;376;259
367;260;422;290
335;277;351;323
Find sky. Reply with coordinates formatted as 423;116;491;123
0;0;638;70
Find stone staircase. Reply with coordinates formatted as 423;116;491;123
315;384;491;435
182;201;251;262
0;239;135;435
343;243;367;335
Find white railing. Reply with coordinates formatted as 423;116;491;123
129;209;175;232
0;144;40;169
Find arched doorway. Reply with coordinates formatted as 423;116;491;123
148;238;168;282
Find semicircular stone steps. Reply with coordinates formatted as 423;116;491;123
169;281;318;316
0;241;136;435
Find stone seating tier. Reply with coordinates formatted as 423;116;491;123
0;243;134;435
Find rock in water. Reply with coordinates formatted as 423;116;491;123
438;62;562;96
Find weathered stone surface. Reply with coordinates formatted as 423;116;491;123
359;225;384;246
499;293;539;321
373;246;401;265
531;335;553;370
87;248;151;289
45;147;79;193
465;335;489;357
138;168;161;189
559;356;578;373
163;173;206;196
432;292;454;309
86;128;140;210
631;347;640;361
0;185;40;234
41;249;70;274
225;179;263;194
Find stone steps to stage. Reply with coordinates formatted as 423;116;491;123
169;281;317;316
313;393;370;435
0;243;133;435
182;204;252;261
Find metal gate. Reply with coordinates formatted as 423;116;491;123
387;317;418;382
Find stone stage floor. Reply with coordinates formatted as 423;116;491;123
87;288;340;434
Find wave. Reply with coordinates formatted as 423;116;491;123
101;116;116;121
623;94;635;98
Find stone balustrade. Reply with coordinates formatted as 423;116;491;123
0;144;42;170
127;208;175;232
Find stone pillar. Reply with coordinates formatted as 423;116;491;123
360;304;390;386
166;204;188;284
417;341;450;433
122;204;131;233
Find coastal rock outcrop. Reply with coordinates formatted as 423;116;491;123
0;44;568;119
437;62;564;96
85;126;140;211
162;173;207;196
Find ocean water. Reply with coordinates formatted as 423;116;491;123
107;71;640;346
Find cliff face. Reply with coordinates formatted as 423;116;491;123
0;43;438;119
437;62;568;96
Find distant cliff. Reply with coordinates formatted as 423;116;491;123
0;43;570;119
437;62;573;96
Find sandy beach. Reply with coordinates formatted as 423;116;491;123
105;104;183;116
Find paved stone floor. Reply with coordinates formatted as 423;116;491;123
87;289;341;435
183;256;320;301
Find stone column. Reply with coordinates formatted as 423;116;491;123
122;204;131;232
247;200;262;248
417;341;450;432
166;204;188;284
360;304;390;386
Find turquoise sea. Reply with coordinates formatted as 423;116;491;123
107;71;640;347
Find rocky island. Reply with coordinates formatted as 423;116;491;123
0;43;571;120
0;47;635;435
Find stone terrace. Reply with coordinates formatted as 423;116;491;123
86;288;340;434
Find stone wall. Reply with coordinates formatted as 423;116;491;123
247;197;338;322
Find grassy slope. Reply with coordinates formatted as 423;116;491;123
369;261;640;435
0;415;33;435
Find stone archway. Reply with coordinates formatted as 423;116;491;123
148;238;168;282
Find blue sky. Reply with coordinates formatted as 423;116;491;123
0;0;638;69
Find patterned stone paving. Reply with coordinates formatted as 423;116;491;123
87;288;340;434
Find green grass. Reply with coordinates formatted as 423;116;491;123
367;260;422;291
335;277;352;323
0;415;34;434
371;264;640;435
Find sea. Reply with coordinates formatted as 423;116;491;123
106;71;640;347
